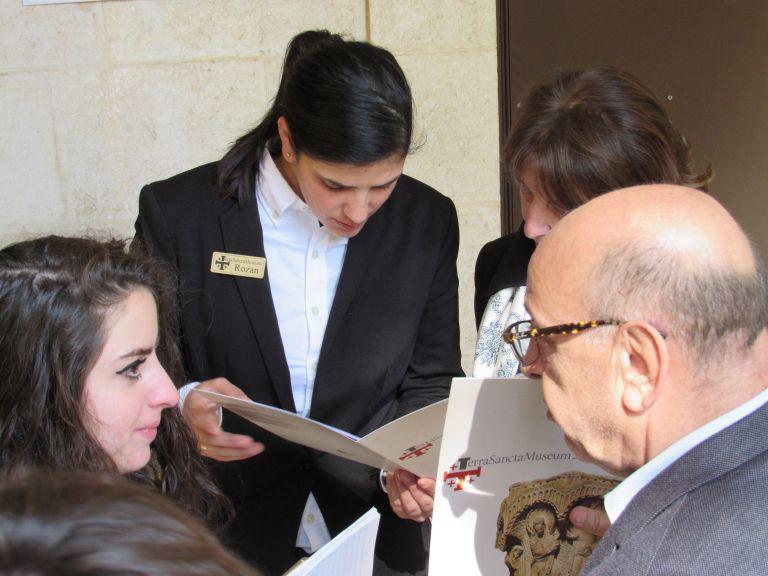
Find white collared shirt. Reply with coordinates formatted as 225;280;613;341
604;386;768;523
256;151;348;552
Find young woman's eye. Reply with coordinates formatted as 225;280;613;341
116;358;147;381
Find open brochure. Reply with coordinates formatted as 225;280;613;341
283;507;380;576
194;389;447;478
429;377;619;576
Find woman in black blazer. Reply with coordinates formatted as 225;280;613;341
134;31;461;576
473;65;712;378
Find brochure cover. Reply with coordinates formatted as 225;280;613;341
195;389;447;478
429;377;619;576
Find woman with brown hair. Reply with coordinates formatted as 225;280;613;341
0;236;228;525
0;470;258;575
473;64;712;377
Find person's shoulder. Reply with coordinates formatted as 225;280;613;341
392;174;454;207
140;162;236;219
143;162;219;197
384;174;455;228
476;226;533;276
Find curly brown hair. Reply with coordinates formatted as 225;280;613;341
0;236;229;526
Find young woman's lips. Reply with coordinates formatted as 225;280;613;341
137;422;160;441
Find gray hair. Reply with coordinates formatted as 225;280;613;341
588;237;768;369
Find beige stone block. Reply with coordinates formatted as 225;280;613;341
401;50;499;204
104;0;366;64
42;68;123;232
370;0;496;52
0;72;65;229
107;58;275;220
0;1;104;70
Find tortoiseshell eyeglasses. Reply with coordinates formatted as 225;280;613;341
502;319;624;367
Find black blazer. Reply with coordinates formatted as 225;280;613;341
473;225;535;328
135;162;463;575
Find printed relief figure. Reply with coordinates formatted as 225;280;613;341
524;507;560;576
495;472;619;576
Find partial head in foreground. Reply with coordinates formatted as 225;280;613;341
522;185;768;476
506;65;712;242
0;470;257;576
0;236;225;522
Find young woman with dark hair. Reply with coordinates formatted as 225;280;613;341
0;470;258;576
0;236;228;526
473;64;713;378
134;30;461;576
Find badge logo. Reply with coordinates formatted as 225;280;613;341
210;252;266;279
443;457;481;492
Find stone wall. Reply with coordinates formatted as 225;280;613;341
0;0;500;370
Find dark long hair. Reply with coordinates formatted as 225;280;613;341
0;236;228;526
506;64;713;214
218;30;414;205
0;470;258;576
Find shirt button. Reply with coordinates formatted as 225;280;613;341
307;514;315;524
312;250;319;259
311;306;319;315
272;209;279;218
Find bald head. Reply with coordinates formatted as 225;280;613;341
535;184;755;282
530;184;767;369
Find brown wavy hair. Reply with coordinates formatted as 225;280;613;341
0;236;229;526
506;64;713;214
0;470;257;575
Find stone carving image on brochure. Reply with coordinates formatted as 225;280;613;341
495;472;619;576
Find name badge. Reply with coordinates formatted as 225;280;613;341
210;251;266;279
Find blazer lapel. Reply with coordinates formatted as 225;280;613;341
219;200;295;412
316;207;386;373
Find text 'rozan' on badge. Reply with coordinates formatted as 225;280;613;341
210;251;266;279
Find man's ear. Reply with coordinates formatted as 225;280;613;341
611;322;667;414
277;116;295;162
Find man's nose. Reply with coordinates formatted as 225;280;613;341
521;347;543;378
344;192;369;224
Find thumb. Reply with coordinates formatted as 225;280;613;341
569;505;611;537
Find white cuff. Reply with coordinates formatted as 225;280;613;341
179;381;223;426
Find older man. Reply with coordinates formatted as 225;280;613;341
514;184;768;574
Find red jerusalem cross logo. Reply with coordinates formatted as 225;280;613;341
443;457;481;491
399;442;434;461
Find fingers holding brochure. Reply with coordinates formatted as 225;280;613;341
387;469;435;523
184;377;265;462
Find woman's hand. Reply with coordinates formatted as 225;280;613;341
183;377;265;461
386;469;435;523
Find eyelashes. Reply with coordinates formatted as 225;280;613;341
116;357;147;380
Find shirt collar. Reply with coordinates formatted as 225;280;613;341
604;385;768;523
256;149;308;224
